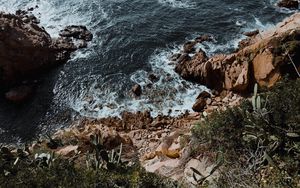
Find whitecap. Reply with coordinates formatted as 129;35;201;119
0;0;108;37
158;0;197;9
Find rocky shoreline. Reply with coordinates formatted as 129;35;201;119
54;11;300;186
0;9;92;102
1;5;300;187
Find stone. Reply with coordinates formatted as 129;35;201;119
252;51;280;87
148;73;159;82
197;90;211;99
278;0;299;9
183;41;197;53
206;98;212;105
192;98;206;112
195;34;213;43
59;25;93;41
132;84;142;96
184;158;219;185
56;145;78;156
243;29;259;37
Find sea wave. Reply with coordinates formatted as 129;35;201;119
0;0;108;37
157;0;197;9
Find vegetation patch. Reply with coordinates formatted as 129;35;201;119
192;78;300;187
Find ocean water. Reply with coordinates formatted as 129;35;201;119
0;0;295;143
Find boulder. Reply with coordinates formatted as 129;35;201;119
183;41;197;53
132;84;142;96
195;34;213;43
192;98;206;112
196;90;211;99
184;158;219;185
148;73;159;82
243;29;259;37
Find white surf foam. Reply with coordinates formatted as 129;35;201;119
0;0;108;37
54;43;208;119
158;0;197;9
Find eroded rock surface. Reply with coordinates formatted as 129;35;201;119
174;13;300;93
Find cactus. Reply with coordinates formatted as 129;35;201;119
251;84;262;111
87;133;123;170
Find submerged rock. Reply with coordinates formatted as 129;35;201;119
5;85;33;103
132;84;142;96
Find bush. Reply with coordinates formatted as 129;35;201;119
0;155;177;188
192;79;300;187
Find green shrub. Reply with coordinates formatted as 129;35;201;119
192;79;300;187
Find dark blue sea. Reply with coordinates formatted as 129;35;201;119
0;0;296;143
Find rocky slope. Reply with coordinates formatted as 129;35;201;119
0;10;92;102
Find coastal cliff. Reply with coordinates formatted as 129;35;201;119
0;9;300;188
0;10;92;102
174;13;300;94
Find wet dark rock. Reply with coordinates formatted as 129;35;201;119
243;29;259;37
278;0;299;9
183;41;197;53
196;91;211;99
192;98;206;112
59;25;93;41
132;84;142;96
148;73;159;82
195;34;213;43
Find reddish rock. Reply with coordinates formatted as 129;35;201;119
175;13;300;93
175;49;208;82
192;98;206;112
176;53;191;64
183;41;197;53
0;11;92;89
196;90;211;99
195;34;213;43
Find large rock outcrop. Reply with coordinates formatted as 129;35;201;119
0;11;92;89
174;13;300;93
